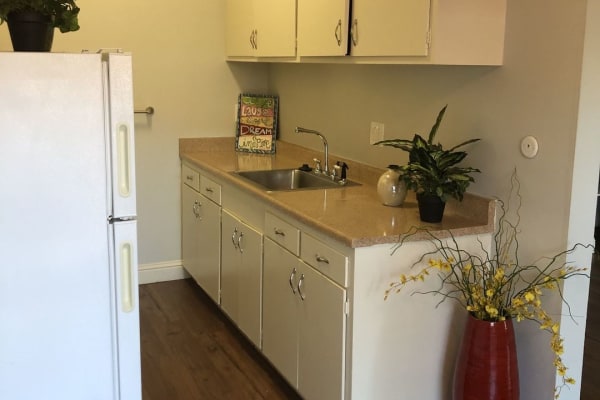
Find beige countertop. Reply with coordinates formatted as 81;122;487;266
179;137;494;248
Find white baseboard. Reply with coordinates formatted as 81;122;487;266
138;260;190;285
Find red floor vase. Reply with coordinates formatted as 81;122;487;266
453;313;520;400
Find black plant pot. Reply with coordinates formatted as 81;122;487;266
417;193;446;223
7;10;54;52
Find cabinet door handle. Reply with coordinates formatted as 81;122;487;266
205;187;214;193
231;227;238;249
237;231;244;253
186;175;194;181
289;267;297;294
274;228;286;237
315;254;330;264
297;273;306;301
334;19;342;46
351;18;358;46
193;200;202;219
249;30;254;48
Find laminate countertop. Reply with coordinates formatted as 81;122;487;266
179;137;494;248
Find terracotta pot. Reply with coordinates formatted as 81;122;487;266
453;313;520;400
416;193;446;222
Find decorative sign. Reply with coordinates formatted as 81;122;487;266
235;94;278;154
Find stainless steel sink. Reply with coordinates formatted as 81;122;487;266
232;169;360;191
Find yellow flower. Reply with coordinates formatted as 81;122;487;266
463;263;472;272
485;305;499;318
486;288;495;298
525;291;536;302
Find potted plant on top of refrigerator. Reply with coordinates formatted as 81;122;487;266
374;105;480;223
0;0;80;52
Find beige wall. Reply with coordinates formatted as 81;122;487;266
0;0;269;265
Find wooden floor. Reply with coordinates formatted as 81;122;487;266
581;250;600;400
140;279;301;400
141;267;600;400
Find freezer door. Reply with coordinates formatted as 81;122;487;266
103;53;137;218
110;220;142;400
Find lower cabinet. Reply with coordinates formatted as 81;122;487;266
263;237;347;400
181;180;221;303
220;210;263;347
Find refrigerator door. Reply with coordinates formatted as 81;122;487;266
0;53;140;400
110;219;141;400
103;53;137;219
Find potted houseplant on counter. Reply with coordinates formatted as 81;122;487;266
0;0;80;51
384;172;591;399
374;105;480;222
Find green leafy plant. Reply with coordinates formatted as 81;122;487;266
385;172;591;398
0;0;80;33
374;105;480;201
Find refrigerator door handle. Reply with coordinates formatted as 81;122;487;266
120;241;134;313
117;123;132;197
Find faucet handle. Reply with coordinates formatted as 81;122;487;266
336;161;349;182
313;158;322;174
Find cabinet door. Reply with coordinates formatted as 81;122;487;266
298;0;350;56
195;196;221;304
221;211;263;347
226;0;296;58
351;0;431;56
181;183;202;285
297;261;347;400
262;238;299;387
225;0;255;57
255;0;296;57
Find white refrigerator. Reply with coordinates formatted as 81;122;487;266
0;52;141;400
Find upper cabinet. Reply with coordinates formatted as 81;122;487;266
226;0;297;58
349;0;431;57
231;0;507;65
296;0;350;57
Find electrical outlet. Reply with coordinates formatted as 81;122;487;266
370;121;385;144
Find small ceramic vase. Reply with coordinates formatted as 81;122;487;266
377;165;407;207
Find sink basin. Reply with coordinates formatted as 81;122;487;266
233;169;360;191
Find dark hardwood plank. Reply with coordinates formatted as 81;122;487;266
140;279;301;400
582;251;600;400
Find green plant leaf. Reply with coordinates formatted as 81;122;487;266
427;105;447;144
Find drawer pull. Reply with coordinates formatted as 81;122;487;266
289;267;297;294
205;187;214;193
315;255;330;264
274;228;286;237
297;274;306;301
186;175;194;181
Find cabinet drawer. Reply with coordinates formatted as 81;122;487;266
200;175;222;205
182;164;200;191
301;233;347;287
265;212;300;256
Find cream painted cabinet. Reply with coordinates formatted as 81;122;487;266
296;0;506;65
263;234;347;400
225;0;296;58
297;0;350;56
220;210;263;348
181;164;221;304
349;0;430;56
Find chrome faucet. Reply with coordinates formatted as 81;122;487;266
295;127;330;176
